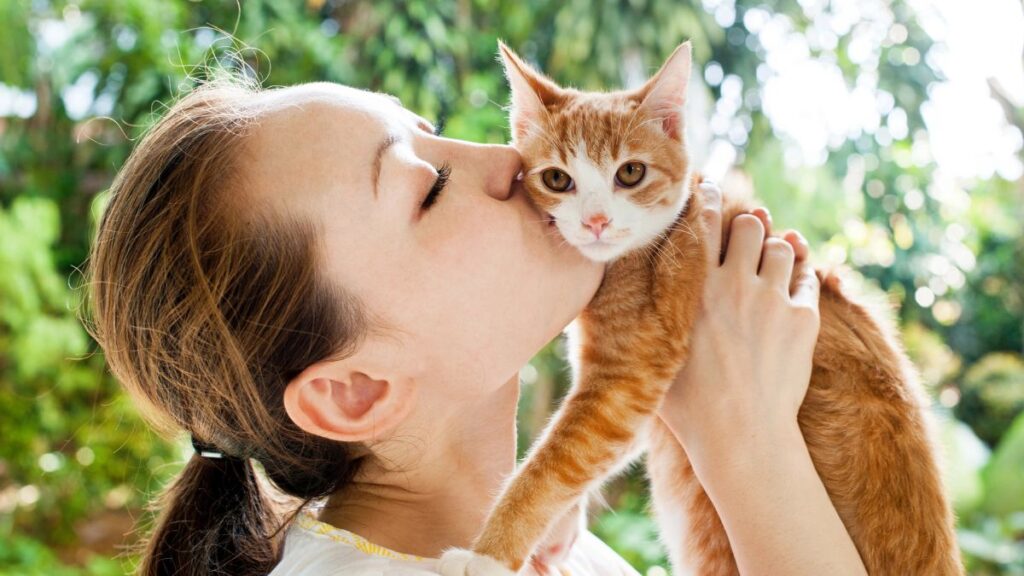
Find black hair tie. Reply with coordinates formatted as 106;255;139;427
191;434;228;459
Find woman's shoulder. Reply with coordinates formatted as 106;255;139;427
269;512;439;575
269;511;641;576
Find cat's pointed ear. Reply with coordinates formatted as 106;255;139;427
498;41;564;141
636;41;692;141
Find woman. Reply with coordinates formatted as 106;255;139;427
88;77;867;575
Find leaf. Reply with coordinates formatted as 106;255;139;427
981;411;1024;517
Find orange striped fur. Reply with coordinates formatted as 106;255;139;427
440;42;962;576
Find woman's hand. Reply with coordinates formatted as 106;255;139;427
657;180;820;458
655;181;867;576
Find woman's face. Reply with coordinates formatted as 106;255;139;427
243;83;602;399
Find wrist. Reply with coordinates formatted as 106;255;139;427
667;413;807;481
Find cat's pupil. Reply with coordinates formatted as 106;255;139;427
542;168;573;192
616;162;646;187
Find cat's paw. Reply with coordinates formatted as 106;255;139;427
437;549;517;576
532;502;585;568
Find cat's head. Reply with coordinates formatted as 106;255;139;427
500;41;693;262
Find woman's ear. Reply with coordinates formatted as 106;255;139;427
283;359;416;443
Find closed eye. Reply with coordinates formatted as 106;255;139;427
421;162;451;211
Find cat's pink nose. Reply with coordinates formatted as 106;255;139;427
584;214;611;238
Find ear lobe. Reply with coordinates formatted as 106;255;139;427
284;369;415;443
636;41;692;140
498;40;565;141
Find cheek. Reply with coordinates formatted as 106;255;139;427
420;197;519;272
414;194;535;319
551;196;584;235
401;189;599;386
609;195;648;227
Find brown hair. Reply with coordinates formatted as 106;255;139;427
87;76;366;575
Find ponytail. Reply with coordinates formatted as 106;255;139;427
139;434;363;576
141;452;277;576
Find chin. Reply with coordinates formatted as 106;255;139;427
576;240;630;262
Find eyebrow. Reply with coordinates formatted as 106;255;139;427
372;133;401;199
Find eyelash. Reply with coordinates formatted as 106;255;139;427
421;162;451;211
433;113;446;136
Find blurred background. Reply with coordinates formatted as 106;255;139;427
1;0;1021;574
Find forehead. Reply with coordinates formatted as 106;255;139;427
256;82;406;130
520;94;650;166
239;83;409;217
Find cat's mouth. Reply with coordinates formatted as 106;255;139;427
576;239;626;262
544;213;631;261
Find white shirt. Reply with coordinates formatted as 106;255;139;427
268;511;641;576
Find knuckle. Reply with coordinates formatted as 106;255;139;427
726;278;757;306
796;267;818;284
795;303;821;323
700;183;722;203
732;213;764;235
764;238;794;258
796;275;819;290
752;277;778;299
701;205;722;222
804;274;822;291
725;278;746;299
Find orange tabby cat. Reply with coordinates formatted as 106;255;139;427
439;41;962;576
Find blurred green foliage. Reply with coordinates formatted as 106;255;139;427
957;353;1024;448
0;0;1021;574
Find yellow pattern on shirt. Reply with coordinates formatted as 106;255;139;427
294;511;576;575
295;511;430;563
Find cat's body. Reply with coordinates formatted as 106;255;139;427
438;42;961;576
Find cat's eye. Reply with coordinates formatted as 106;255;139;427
615;162;646;187
541;168;574;192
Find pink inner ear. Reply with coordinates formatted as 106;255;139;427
662;114;681;140
338;374;388;420
635;42;691;140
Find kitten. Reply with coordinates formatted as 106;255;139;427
439;41;962;576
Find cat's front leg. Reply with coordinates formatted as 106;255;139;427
532;497;587;568
455;353;668;572
437;499;586;576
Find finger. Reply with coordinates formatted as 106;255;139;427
759;237;796;289
781;229;809;261
790;262;821;308
749;207;772;237
723;213;766;273
700;181;724;268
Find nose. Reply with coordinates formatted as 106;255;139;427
477;144;523;201
415;135;521;201
583;214;611;238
